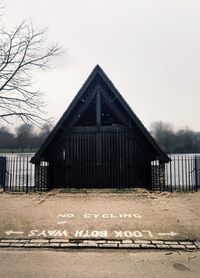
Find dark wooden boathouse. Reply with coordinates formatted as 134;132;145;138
31;65;170;190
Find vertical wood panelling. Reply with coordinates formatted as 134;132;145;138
52;130;155;189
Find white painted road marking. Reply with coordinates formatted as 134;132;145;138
57;221;67;225
57;214;74;218
5;229;179;238
28;230;68;237
57;213;142;219
6;230;24;236
74;230;107;238
82;213;142;219
114;230;153;238
157;232;178;237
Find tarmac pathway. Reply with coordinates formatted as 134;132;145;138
0;249;200;278
0;190;200;242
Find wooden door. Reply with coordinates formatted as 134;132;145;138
53;130;150;188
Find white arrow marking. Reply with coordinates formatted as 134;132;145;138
57;221;67;225
157;232;178;237
6;230;24;236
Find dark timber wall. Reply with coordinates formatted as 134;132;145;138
49;128;152;188
31;65;170;189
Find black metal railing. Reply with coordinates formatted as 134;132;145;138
151;155;200;192
0;154;199;193
3;155;35;193
2;155;49;193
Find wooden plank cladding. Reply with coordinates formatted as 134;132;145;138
31;65;170;190
51;130;151;188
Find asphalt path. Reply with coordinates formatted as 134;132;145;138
0;191;200;241
0;249;200;278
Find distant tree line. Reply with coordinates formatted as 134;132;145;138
150;121;200;154
0;121;199;153
0;123;52;152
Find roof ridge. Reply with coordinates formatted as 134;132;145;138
31;66;170;163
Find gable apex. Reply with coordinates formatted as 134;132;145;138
31;66;170;163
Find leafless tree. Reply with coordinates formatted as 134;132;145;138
0;9;61;125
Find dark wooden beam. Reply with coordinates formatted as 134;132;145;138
67;92;96;128
101;88;130;127
96;86;101;129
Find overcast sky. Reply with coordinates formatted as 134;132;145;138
2;0;200;131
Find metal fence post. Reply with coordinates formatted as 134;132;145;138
26;156;29;194
0;156;6;190
194;155;199;192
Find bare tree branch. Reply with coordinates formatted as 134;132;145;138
0;15;62;126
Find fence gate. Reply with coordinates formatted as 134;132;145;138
0;156;6;188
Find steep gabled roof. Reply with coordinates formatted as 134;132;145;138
31;65;170;163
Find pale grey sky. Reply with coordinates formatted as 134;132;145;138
2;0;200;130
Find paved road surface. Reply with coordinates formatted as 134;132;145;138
0;249;200;278
1;191;200;241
